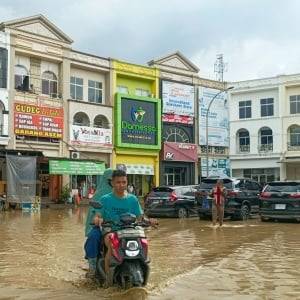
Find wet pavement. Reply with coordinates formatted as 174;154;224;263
0;206;300;299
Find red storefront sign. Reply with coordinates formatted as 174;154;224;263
14;103;64;138
162;113;194;125
163;142;198;162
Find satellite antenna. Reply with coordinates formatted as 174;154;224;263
214;54;228;82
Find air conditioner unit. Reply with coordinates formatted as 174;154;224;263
71;151;80;159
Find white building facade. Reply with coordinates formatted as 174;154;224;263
229;74;300;184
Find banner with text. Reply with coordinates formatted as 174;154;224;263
49;160;105;175
70;124;112;145
14;103;63;139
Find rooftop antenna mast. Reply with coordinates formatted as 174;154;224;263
214;54;228;82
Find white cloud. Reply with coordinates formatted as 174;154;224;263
1;0;300;82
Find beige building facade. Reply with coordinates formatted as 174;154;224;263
0;15;113;202
0;14;230;204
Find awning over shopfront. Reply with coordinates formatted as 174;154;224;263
49;159;105;175
116;163;154;175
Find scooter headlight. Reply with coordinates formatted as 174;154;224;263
125;240;140;257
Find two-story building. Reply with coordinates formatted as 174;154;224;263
0;14;113;203
229;74;300;183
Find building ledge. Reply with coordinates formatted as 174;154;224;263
0;136;10;146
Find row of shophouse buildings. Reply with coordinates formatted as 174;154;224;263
0;14;299;203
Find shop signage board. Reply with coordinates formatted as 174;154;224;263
14;103;64;139
70;124;112;145
162;81;195;116
115;93;162;150
116;163;154;175
163;142;198;162
49;160;105;175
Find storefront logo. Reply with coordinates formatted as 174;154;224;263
118;96;161;148
165;152;174;160
163;142;198;162
131;106;146;123
121;105;156;133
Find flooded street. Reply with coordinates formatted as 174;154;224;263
0;206;300;300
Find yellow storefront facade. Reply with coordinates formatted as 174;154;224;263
112;61;161;198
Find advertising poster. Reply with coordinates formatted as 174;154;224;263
70;124;112;146
198;87;229;147
201;157;231;177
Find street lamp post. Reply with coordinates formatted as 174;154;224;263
205;86;234;177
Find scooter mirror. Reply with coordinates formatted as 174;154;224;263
89;201;103;209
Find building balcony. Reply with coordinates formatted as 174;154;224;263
15;90;63;108
287;143;300;151
200;146;227;156
258;144;273;152
239;145;250;153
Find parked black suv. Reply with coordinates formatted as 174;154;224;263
196;177;263;220
259;181;300;222
144;185;198;218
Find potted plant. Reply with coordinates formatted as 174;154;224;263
60;185;72;204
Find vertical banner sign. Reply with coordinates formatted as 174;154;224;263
198;87;229;147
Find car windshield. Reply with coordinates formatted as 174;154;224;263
264;182;300;193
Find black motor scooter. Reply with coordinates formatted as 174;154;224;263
90;201;152;290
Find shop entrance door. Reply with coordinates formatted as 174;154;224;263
164;173;175;185
164;167;185;186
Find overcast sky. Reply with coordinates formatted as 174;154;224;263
0;0;299;82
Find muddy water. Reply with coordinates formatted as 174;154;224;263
0;207;300;300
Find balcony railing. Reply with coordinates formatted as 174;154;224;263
200;145;212;154
15;90;63;108
258;144;273;152
287;143;300;151
239;145;250;153
200;146;227;155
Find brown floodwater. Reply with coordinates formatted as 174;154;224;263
0;206;300;300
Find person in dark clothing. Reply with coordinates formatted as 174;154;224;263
84;168;114;278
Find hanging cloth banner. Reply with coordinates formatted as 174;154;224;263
6;155;37;203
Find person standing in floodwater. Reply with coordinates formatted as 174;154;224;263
208;179;227;228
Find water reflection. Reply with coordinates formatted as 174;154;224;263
0;207;300;299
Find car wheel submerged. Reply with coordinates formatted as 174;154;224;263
240;205;250;220
177;207;188;218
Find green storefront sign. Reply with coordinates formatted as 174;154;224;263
49;160;105;175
